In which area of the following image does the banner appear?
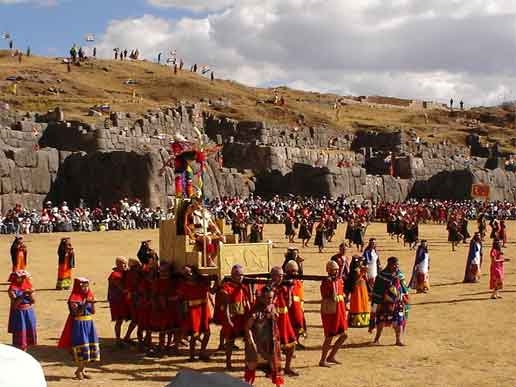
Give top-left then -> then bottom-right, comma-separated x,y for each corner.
471,184 -> 490,198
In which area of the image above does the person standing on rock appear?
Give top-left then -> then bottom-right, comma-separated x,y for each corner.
56,237 -> 75,290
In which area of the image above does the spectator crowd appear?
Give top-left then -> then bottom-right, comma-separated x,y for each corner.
4,195 -> 516,235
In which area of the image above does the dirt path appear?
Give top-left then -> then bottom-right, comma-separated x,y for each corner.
1,222 -> 515,387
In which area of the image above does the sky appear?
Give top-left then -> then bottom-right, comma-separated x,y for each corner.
1,0 -> 516,106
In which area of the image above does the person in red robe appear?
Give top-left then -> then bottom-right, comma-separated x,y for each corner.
177,265 -> 212,361
270,266 -> 298,377
122,258 -> 141,344
107,257 -> 130,347
220,264 -> 252,370
284,260 -> 307,349
319,260 -> 349,367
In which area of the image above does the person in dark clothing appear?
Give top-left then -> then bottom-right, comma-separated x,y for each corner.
137,240 -> 153,265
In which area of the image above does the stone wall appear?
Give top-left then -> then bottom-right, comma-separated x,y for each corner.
1,102 -> 515,209
409,168 -> 516,201
204,115 -> 351,149
222,144 -> 362,175
0,147 -> 59,213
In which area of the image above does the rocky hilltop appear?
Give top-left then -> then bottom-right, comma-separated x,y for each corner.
0,52 -> 515,209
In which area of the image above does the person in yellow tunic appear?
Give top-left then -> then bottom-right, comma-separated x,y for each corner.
346,255 -> 370,328
56,238 -> 75,290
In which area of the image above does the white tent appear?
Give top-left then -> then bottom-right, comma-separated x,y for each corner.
0,344 -> 47,387
166,370 -> 248,387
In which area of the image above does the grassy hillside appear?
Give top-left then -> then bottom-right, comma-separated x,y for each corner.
0,50 -> 514,151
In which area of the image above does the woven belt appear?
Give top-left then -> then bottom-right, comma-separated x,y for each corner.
17,304 -> 32,310
188,299 -> 206,307
277,306 -> 289,314
75,316 -> 93,321
334,295 -> 344,302
293,296 -> 303,302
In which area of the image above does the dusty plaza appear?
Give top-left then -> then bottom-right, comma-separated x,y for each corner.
1,222 -> 515,387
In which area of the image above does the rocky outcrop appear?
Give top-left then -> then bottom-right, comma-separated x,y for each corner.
0,147 -> 58,213
1,102 -> 515,209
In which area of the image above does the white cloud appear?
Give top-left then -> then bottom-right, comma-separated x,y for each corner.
97,1 -> 516,106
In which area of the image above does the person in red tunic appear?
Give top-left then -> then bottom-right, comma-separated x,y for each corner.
136,256 -> 157,352
107,257 -> 130,347
220,264 -> 252,370
284,260 -> 307,349
319,260 -> 349,367
177,265 -> 212,361
122,258 -> 141,344
270,266 -> 298,377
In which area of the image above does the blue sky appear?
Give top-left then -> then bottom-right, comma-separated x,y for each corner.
0,0 -> 196,55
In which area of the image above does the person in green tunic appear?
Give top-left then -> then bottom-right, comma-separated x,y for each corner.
369,257 -> 410,346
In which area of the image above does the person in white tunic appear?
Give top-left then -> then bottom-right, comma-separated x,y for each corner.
363,238 -> 381,288
409,240 -> 430,293
463,232 -> 483,283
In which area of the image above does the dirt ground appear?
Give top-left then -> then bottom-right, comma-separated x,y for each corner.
1,222 -> 515,387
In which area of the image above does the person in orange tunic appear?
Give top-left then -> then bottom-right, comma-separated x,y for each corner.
284,260 -> 307,349
56,237 -> 75,290
346,255 -> 371,328
270,266 -> 298,377
319,260 -> 349,367
220,264 -> 252,370
177,265 -> 212,361
10,236 -> 27,274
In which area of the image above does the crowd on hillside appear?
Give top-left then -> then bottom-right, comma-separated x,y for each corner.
3,195 -> 516,235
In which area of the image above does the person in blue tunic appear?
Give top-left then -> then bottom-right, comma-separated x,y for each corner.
58,277 -> 100,380
7,271 -> 37,351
